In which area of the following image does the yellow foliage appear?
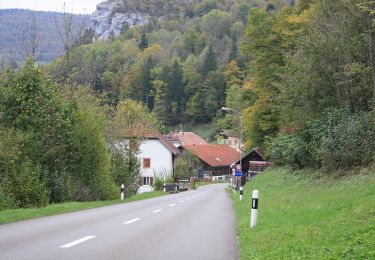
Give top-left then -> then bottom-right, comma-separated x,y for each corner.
137,44 -> 163,61
224,60 -> 242,87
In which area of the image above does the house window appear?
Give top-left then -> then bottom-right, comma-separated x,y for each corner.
143,177 -> 153,186
143,158 -> 151,168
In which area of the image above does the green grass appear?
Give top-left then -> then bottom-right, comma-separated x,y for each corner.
0,191 -> 166,225
183,122 -> 219,142
231,166 -> 375,259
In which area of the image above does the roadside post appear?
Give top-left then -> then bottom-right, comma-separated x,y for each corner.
250,189 -> 259,228
234,164 -> 242,194
163,182 -> 166,193
240,186 -> 243,201
120,184 -> 125,200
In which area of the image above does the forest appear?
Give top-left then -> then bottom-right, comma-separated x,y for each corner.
0,0 -> 374,210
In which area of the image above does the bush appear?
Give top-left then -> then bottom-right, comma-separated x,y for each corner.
8,159 -> 49,208
318,112 -> 375,169
153,178 -> 163,191
305,108 -> 375,169
0,183 -> 16,210
268,133 -> 309,169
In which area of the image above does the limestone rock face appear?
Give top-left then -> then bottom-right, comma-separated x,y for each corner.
91,0 -> 149,40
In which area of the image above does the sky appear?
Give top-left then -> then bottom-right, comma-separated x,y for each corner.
0,0 -> 104,14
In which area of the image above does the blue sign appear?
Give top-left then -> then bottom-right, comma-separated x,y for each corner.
235,170 -> 242,177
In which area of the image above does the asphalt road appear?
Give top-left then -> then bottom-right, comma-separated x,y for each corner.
0,183 -> 239,260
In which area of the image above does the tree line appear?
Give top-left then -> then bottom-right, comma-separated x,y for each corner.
239,0 -> 374,169
0,60 -> 159,209
1,0 -> 374,210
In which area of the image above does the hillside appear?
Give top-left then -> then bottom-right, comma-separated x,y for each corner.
232,167 -> 375,259
0,9 -> 89,65
91,0 -> 293,39
0,0 -> 373,212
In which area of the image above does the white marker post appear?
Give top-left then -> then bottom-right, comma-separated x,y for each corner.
120,184 -> 125,200
240,186 -> 243,201
250,189 -> 259,228
163,183 -> 166,193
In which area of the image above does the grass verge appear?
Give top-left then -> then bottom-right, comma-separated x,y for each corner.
0,190 -> 166,225
231,166 -> 375,259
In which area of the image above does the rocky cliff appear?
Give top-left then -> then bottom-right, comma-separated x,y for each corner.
91,0 -> 149,40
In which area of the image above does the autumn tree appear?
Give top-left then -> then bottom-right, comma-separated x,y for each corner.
0,61 -> 116,206
110,99 -> 157,197
241,8 -> 285,148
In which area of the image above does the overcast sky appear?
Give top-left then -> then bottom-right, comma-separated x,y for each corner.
0,0 -> 104,14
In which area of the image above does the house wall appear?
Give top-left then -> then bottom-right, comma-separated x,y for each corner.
237,151 -> 265,173
137,139 -> 174,193
198,162 -> 230,180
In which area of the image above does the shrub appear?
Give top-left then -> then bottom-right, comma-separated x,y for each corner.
0,183 -> 16,210
305,108 -> 375,169
153,178 -> 163,191
318,112 -> 375,169
8,159 -> 49,208
268,133 -> 309,168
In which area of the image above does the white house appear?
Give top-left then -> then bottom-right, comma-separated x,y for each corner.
137,131 -> 180,193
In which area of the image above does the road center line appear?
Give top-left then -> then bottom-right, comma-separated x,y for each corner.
59,236 -> 96,248
178,200 -> 184,203
124,218 -> 140,224
152,209 -> 162,213
168,203 -> 176,207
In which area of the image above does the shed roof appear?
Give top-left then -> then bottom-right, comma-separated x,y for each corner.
183,144 -> 240,167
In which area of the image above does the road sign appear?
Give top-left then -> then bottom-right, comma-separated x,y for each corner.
235,170 -> 242,177
235,164 -> 241,170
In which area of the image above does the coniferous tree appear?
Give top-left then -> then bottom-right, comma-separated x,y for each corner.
165,59 -> 185,125
139,33 -> 149,50
151,67 -> 169,123
201,43 -> 217,76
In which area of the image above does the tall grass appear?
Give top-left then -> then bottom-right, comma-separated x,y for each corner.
232,167 -> 375,259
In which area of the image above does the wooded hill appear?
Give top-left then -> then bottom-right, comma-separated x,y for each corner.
47,0 -> 374,170
0,9 -> 89,65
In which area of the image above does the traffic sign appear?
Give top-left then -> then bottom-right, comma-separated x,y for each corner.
235,170 -> 242,177
235,164 -> 241,170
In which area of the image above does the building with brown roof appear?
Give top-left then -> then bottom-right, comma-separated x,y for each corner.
164,131 -> 242,180
164,131 -> 208,148
183,143 -> 240,180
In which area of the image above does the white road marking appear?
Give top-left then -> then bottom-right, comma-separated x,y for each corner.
152,209 -> 162,213
168,203 -> 176,207
124,218 -> 140,224
59,236 -> 96,248
178,200 -> 184,203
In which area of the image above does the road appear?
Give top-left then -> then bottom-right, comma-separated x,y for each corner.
0,183 -> 239,260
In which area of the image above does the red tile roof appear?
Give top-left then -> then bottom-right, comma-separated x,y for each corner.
165,131 -> 208,146
183,144 -> 240,167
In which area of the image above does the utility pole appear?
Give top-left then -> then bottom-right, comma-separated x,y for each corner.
221,107 -> 242,191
